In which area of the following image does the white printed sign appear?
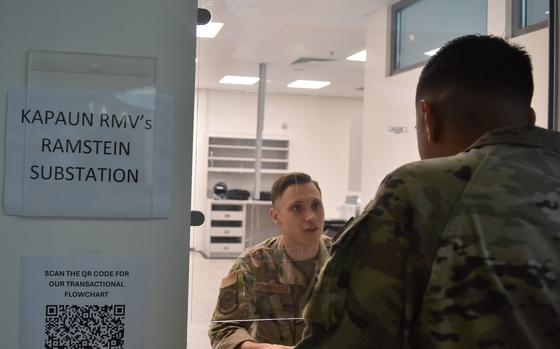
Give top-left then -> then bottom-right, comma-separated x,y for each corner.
20,256 -> 147,349
4,87 -> 173,218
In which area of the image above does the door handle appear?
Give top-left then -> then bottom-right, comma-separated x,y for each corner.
198,8 -> 211,25
190,210 -> 205,226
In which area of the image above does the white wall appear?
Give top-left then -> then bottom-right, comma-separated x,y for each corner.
348,106 -> 364,192
192,89 -> 363,221
361,0 -> 550,201
0,1 -> 196,348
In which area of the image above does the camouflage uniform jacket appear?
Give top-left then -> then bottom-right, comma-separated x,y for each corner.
209,234 -> 332,349
297,125 -> 560,349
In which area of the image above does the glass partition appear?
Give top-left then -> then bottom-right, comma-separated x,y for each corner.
188,2 -> 367,348
187,0 -> 552,348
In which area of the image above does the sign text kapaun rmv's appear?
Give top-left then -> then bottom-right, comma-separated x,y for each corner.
22,109 -> 153,184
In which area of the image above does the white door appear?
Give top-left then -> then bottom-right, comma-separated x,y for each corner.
0,1 -> 197,348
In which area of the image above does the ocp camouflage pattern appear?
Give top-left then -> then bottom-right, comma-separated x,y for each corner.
296,125 -> 560,349
209,235 -> 332,349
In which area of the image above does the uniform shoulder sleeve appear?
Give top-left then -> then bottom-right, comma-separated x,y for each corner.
299,160 -> 470,349
208,257 -> 258,349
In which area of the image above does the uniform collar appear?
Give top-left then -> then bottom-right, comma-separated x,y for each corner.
269,236 -> 330,286
465,125 -> 560,154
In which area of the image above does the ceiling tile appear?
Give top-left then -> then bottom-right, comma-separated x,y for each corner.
195,0 -> 394,97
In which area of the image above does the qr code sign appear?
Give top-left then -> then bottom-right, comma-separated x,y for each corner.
44,305 -> 125,349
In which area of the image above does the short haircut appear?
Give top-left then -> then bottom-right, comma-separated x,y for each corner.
270,172 -> 321,206
416,35 -> 533,106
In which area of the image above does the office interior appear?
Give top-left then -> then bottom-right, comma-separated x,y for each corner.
188,0 -> 552,348
0,1 -> 554,349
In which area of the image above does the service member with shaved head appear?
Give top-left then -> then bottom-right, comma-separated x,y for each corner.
296,35 -> 560,349
209,172 -> 331,349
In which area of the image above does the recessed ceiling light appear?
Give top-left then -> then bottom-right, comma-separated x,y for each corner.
346,50 -> 366,62
197,22 -> 224,38
424,47 -> 440,57
219,75 -> 260,85
287,80 -> 331,89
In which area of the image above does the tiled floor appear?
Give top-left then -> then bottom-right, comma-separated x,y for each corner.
187,250 -> 233,349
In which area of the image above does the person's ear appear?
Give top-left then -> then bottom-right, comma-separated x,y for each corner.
269,207 -> 280,226
528,107 -> 536,126
420,100 -> 439,143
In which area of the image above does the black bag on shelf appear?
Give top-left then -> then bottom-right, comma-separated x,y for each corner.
259,191 -> 271,201
226,189 -> 251,200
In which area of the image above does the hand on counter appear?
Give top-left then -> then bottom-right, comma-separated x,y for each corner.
237,341 -> 293,349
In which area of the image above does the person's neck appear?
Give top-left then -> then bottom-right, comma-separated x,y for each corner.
445,122 -> 514,156
282,238 -> 320,261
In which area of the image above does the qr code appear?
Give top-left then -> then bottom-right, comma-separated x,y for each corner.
44,305 -> 125,349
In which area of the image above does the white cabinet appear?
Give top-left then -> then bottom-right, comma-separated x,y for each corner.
202,200 -> 281,258
203,200 -> 246,258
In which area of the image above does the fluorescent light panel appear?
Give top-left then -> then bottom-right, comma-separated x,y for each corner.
287,80 -> 331,89
219,75 -> 260,85
197,22 -> 224,38
424,47 -> 440,57
347,50 -> 366,62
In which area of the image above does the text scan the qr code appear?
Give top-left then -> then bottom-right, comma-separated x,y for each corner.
44,304 -> 125,349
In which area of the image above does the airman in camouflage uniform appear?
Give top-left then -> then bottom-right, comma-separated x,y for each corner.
209,235 -> 331,349
296,36 -> 560,349
209,173 -> 331,349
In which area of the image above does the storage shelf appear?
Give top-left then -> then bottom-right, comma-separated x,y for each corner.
263,146 -> 289,151
209,199 -> 272,205
209,156 -> 289,163
204,134 -> 289,258
209,144 -> 289,151
208,168 -> 289,174
209,145 -> 254,150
